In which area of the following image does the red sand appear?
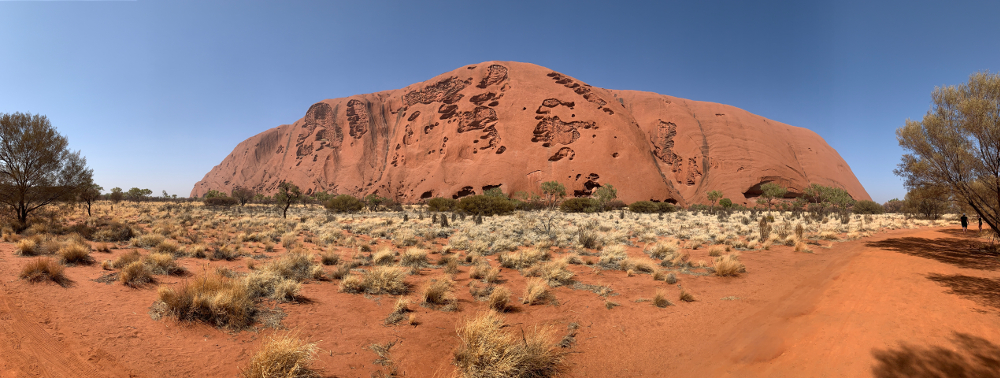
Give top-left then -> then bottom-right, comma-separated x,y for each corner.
2,226 -> 998,377
190,61 -> 869,207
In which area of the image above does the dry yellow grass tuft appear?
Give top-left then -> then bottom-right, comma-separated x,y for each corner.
423,277 -> 456,309
120,261 -> 154,287
653,290 -> 672,308
454,311 -> 564,378
707,245 -> 726,257
112,250 -> 142,269
400,247 -> 429,268
713,253 -> 745,277
241,331 -> 319,378
645,241 -> 678,259
158,272 -> 256,329
57,243 -> 93,265
19,258 -> 68,285
339,266 -> 408,295
15,238 -> 40,256
679,289 -> 696,302
373,247 -> 396,266
145,252 -> 185,275
487,286 -> 512,312
522,278 -> 549,305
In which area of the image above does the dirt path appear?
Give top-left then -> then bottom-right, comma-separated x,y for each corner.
676,226 -> 1000,378
1,226 -> 999,377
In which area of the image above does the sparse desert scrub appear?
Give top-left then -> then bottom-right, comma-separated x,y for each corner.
384,297 -> 412,325
19,258 -> 68,285
598,244 -> 628,268
707,245 -> 726,257
422,277 -> 457,310
679,289 -> 696,302
454,311 -> 564,378
713,253 -> 745,277
154,239 -> 180,255
145,252 -> 185,275
619,258 -> 655,274
131,233 -> 165,248
14,238 -> 41,256
339,266 -> 408,295
112,250 -> 143,268
487,286 -> 512,312
372,247 -> 396,265
653,290 -> 672,308
644,241 -> 678,259
320,248 -> 340,266
158,272 -> 256,328
57,242 -> 93,265
400,247 -> 429,268
120,261 -> 154,287
522,278 -> 550,305
524,260 -> 575,286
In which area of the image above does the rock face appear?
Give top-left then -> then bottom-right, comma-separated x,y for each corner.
191,61 -> 870,206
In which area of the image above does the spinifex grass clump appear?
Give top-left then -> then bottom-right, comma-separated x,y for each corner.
454,311 -> 565,378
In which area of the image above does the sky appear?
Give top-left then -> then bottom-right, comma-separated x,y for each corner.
1,0 -> 998,202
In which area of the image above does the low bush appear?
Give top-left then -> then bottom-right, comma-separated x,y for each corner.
422,277 -> 456,308
603,199 -> 627,211
339,266 -> 407,295
131,233 -> 166,248
120,261 -> 154,287
658,202 -> 677,213
19,258 -> 68,285
628,201 -> 660,213
453,311 -> 564,378
457,195 -> 515,216
15,238 -> 40,256
324,195 -> 365,213
57,243 -> 93,265
853,200 -> 885,214
713,253 -> 745,277
427,197 -> 457,212
112,250 -> 143,269
158,272 -> 256,329
92,221 -> 135,242
204,197 -> 239,207
522,278 -> 549,305
560,198 -> 598,213
653,290 -> 672,308
487,286 -> 512,312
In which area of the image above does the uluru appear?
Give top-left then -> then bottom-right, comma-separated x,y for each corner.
190,61 -> 870,206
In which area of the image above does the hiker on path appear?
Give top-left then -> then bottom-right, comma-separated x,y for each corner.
979,216 -> 983,232
961,213 -> 969,233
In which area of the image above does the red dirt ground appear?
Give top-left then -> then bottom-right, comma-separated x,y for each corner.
2,226 -> 999,377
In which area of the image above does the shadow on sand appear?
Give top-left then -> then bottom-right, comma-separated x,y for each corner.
865,237 -> 1000,271
927,273 -> 1000,311
872,332 -> 1000,378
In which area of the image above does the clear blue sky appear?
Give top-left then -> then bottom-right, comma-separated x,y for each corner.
2,0 -> 997,202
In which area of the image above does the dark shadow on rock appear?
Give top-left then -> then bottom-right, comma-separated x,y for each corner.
927,273 -> 1000,311
872,332 -> 1000,378
865,237 -> 1000,271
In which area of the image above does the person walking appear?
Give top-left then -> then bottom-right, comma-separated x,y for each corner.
961,213 -> 969,233
979,216 -> 983,232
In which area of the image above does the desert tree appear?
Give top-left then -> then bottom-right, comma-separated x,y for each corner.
126,187 -> 152,202
594,184 -> 617,209
759,182 -> 787,211
79,181 -> 103,217
0,112 -> 93,228
706,190 -> 723,209
231,185 -> 255,206
896,72 -> 1000,230
109,187 -> 124,204
540,181 -> 566,209
275,182 -> 301,219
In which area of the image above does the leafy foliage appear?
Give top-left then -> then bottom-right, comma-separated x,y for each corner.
325,195 -> 365,213
457,195 -> 515,216
427,197 -> 456,212
560,198 -> 598,213
274,182 -> 302,219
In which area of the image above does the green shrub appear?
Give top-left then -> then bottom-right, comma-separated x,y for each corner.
628,201 -> 659,213
204,197 -> 239,207
560,198 -> 598,213
657,202 -> 677,213
427,197 -> 456,212
457,195 -> 515,216
719,198 -> 733,209
325,195 -> 365,213
853,200 -> 885,214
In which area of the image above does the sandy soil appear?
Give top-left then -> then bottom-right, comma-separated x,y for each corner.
2,226 -> 999,377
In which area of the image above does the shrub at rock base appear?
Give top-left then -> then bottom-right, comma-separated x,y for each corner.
324,195 -> 365,213
457,195 -> 514,216
628,201 -> 659,213
560,198 -> 598,213
428,197 -> 457,212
